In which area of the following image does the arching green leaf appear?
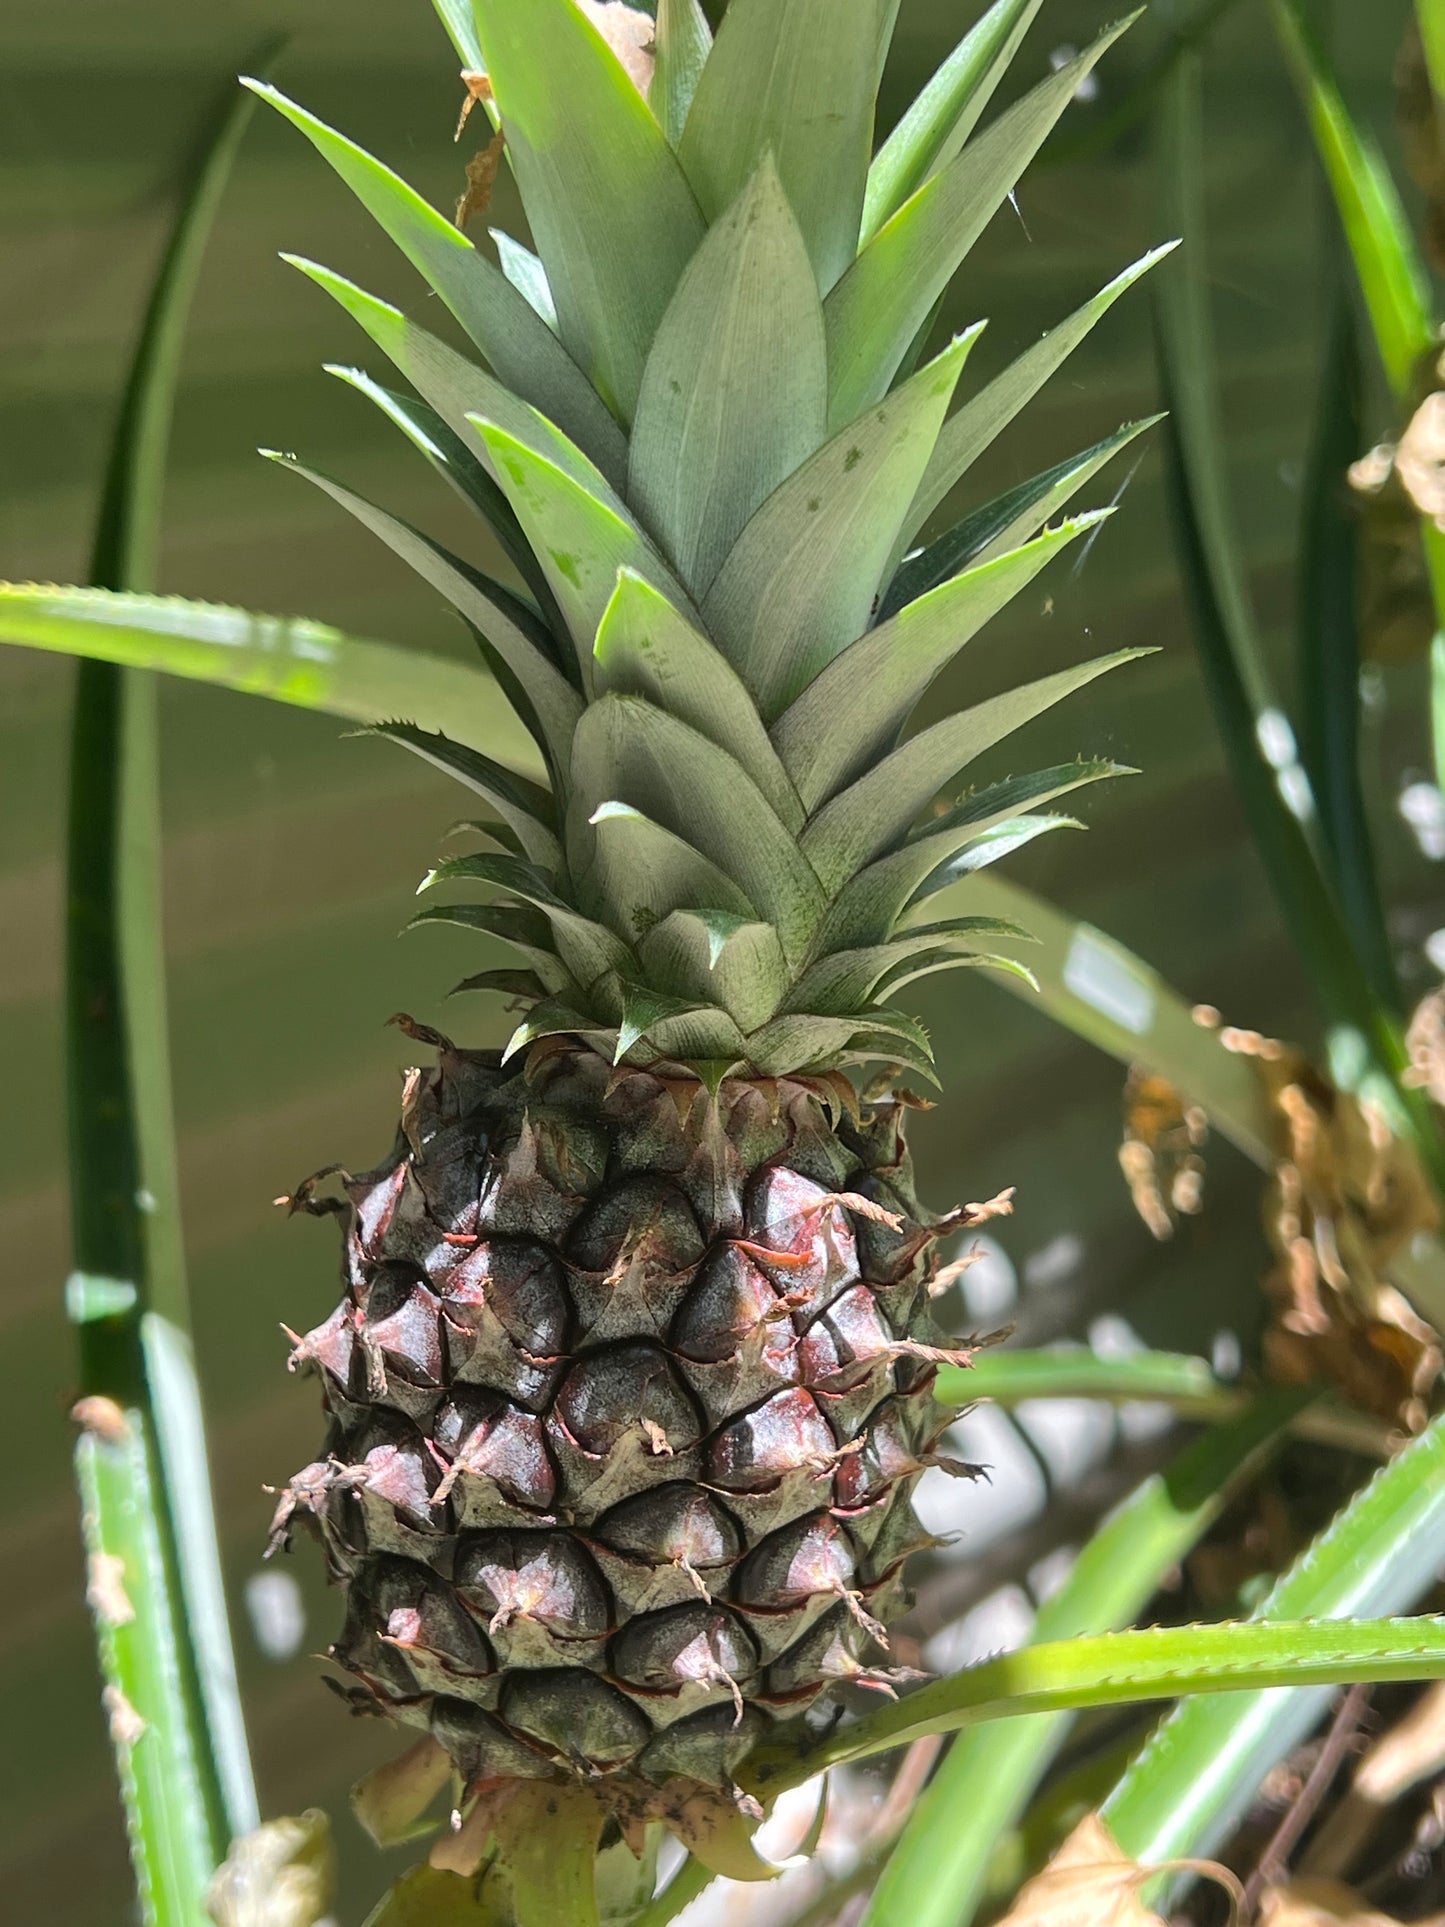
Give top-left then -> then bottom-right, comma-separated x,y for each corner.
370,722 -> 559,870
801,649 -> 1148,888
775,515 -> 1106,809
422,850 -> 636,993
580,799 -> 757,940
244,80 -> 625,476
490,229 -> 557,331
862,0 -> 1043,243
639,910 -> 788,1033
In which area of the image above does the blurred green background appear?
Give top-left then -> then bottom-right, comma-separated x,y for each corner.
1,0 -> 1438,1920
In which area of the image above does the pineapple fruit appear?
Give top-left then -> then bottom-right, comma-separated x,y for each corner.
260,0 -> 1157,1865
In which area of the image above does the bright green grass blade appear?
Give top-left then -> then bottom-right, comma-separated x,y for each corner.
861,1392 -> 1303,1927
883,417 -> 1158,619
268,452 -> 582,762
862,0 -> 1043,244
824,19 -> 1136,428
472,0 -> 706,420
66,63 -> 268,1912
371,722 -> 560,870
801,649 -> 1147,889
628,156 -> 828,596
1273,0 -> 1435,400
592,571 -> 802,829
650,0 -> 712,145
245,81 -> 627,473
677,0 -> 887,291
569,693 -> 826,968
1103,1411 -> 1445,1880
0,585 -> 541,770
640,910 -> 788,1033
472,423 -> 697,684
287,256 -> 625,496
490,229 -> 557,330
323,364 -> 561,626
751,1614 -> 1445,1786
901,243 -> 1177,557
703,328 -> 982,717
431,0 -> 483,71
581,799 -> 757,938
1296,287 -> 1398,1013
775,514 -> 1108,810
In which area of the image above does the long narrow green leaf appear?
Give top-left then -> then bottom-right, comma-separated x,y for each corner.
801,649 -> 1147,889
267,452 -> 582,764
882,417 -> 1157,620
629,156 -> 828,596
862,0 -> 1043,243
245,80 -> 627,474
67,63 -> 266,1916
861,1394 -> 1303,1927
1273,0 -> 1436,400
775,516 -> 1107,810
749,1614 -> 1445,1790
472,0 -> 706,420
430,0 -> 483,71
677,0 -> 886,290
825,19 -> 1136,428
1296,285 -> 1399,1012
901,243 -> 1177,561
1104,1411 -> 1445,1877
703,329 -> 982,716
0,586 -> 542,772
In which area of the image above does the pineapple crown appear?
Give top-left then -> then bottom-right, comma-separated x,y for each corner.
246,0 -> 1165,1087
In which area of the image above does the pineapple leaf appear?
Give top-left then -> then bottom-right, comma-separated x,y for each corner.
882,415 -> 1160,620
490,229 -> 557,331
745,1012 -> 867,1077
862,0 -> 1043,244
802,649 -> 1150,888
569,693 -> 827,967
676,0 -> 890,292
472,423 -> 698,687
649,0 -> 713,147
785,919 -> 1029,1013
504,996 -> 612,1063
822,766 -> 1115,950
323,364 -> 563,627
0,584 -> 537,767
628,156 -> 828,597
614,981 -> 746,1065
267,453 -> 583,765
244,81 -> 626,476
370,722 -> 560,870
639,909 -> 789,1033
874,945 -> 1040,1000
471,0 -> 706,421
825,17 -> 1139,429
408,900 -> 570,988
581,799 -> 758,935
703,327 -> 984,719
592,571 -> 802,831
287,258 -> 625,497
900,242 -> 1178,555
422,850 -> 636,989
913,812 -> 1084,893
451,967 -> 554,1002
774,514 -> 1109,810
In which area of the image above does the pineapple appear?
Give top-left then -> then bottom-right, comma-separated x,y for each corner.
261,0 -> 1156,1864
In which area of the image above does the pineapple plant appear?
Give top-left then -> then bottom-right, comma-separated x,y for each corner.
242,0 -> 1162,1897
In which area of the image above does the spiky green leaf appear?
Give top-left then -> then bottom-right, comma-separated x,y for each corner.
650,0 -> 713,146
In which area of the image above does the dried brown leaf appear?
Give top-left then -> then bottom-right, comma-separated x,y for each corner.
205,1811 -> 336,1927
996,1815 -> 1240,1927
579,2 -> 656,92
1258,1878 -> 1435,1927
